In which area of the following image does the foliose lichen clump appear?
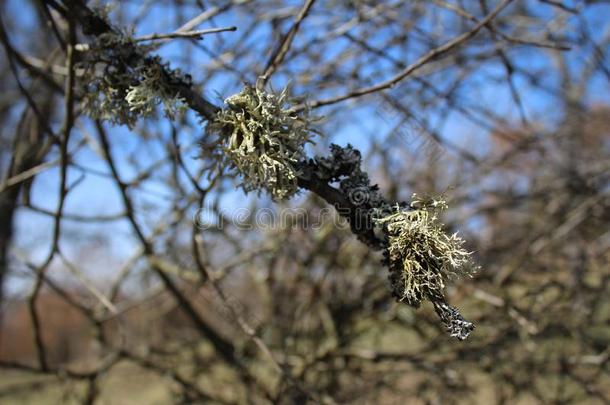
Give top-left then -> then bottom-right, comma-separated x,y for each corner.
81,30 -> 187,127
207,84 -> 317,200
375,194 -> 477,339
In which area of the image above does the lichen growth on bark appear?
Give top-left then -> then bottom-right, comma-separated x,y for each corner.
80,30 -> 187,127
303,146 -> 477,339
375,194 -> 475,307
206,84 -> 317,200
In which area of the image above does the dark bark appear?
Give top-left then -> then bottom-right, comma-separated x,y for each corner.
0,182 -> 19,312
0,107 -> 53,323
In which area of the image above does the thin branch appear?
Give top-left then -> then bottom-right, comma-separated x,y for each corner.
434,0 -> 571,50
539,0 -> 579,14
293,0 -> 514,111
133,26 -> 237,42
176,2 -> 246,33
0,159 -> 59,192
28,17 -> 77,371
94,121 -> 240,367
260,0 -> 317,84
191,233 -> 335,404
57,251 -> 118,315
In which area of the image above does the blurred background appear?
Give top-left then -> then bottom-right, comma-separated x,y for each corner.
0,0 -> 609,403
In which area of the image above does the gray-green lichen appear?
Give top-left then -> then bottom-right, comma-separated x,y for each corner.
375,194 -> 475,307
375,194 -> 476,339
207,84 -> 317,200
124,62 -> 187,119
81,30 -> 187,127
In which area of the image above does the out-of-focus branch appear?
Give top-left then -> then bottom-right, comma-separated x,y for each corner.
292,0 -> 515,111
94,121 -> 238,364
27,16 -> 77,371
260,0 -> 317,84
133,26 -> 237,42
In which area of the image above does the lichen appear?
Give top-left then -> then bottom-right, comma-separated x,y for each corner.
206,84 -> 317,200
375,194 -> 477,339
80,30 -> 187,127
375,194 -> 474,305
124,62 -> 187,119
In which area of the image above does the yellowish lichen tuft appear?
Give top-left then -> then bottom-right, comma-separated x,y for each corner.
207,84 -> 317,200
375,194 -> 476,307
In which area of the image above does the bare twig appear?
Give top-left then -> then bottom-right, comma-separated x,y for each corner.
27,17 -> 77,371
293,0 -> 514,111
134,26 -> 237,42
260,0 -> 317,84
